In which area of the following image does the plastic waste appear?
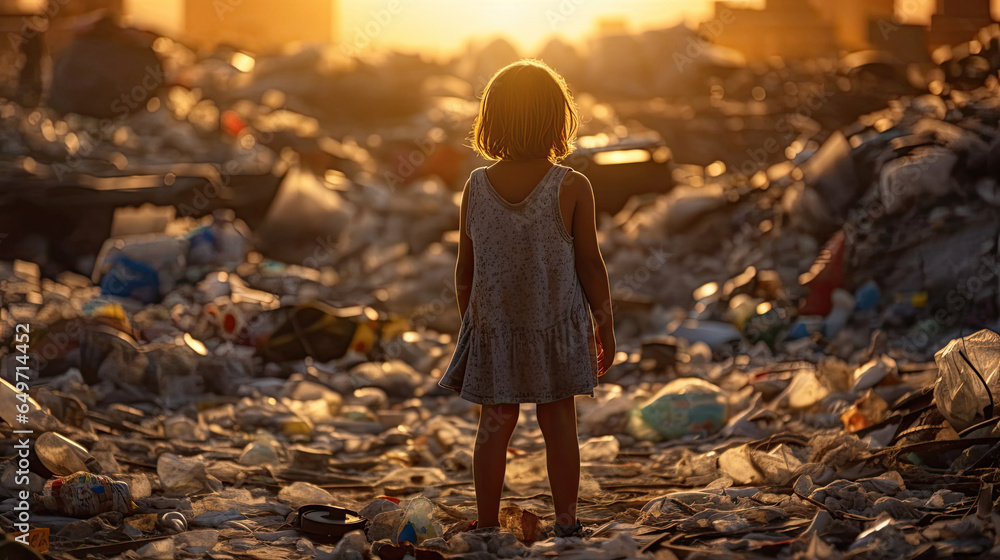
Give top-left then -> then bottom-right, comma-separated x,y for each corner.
504,452 -> 548,495
359,497 -> 400,521
852,355 -> 897,392
498,504 -> 542,543
787,316 -> 823,341
39,472 -> 135,517
667,320 -> 742,350
395,496 -> 439,544
92,234 -> 188,304
331,530 -> 368,559
99,254 -> 160,304
157,454 -> 222,496
822,289 -> 855,339
742,305 -> 786,347
255,302 -> 364,363
159,511 -> 188,533
347,360 -> 423,399
0,378 -> 63,433
368,509 -> 406,543
239,433 -> 280,466
798,230 -> 845,316
186,210 -> 249,269
135,538 -> 175,560
579,435 -> 620,462
277,481 -> 335,508
934,329 -> 1000,431
854,280 -> 881,311
780,369 -> 832,410
626,378 -> 728,441
376,467 -> 446,489
163,415 -> 208,442
175,530 -> 219,554
35,432 -> 102,476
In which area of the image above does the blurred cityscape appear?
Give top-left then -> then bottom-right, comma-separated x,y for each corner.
2,0 -> 1000,558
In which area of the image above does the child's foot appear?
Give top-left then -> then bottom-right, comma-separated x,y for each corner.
553,519 -> 584,538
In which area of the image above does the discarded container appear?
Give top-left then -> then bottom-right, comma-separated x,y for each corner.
39,472 -> 135,517
99,254 -> 160,304
92,234 -> 188,304
852,355 -> 897,392
741,306 -> 786,347
822,289 -> 856,339
626,378 -> 728,441
787,316 -> 823,341
395,496 -> 439,545
255,303 -> 362,363
35,432 -> 103,476
295,505 -> 367,544
933,329 -> 1000,431
854,280 -> 881,311
799,230 -> 845,316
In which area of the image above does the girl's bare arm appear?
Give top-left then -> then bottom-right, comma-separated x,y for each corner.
455,178 -> 475,319
566,171 -> 615,367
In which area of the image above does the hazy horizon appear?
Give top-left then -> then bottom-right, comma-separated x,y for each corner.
39,0 -> 1000,55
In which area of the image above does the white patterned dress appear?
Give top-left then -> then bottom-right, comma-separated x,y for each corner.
438,164 -> 600,405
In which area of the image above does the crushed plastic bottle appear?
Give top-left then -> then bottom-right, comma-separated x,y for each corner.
395,496 -> 439,544
626,378 -> 728,441
35,432 -> 103,476
39,472 -> 136,517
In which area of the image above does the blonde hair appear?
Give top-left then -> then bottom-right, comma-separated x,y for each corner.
471,59 -> 580,163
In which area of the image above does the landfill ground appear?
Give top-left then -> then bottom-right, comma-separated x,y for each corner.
3,13 -> 1000,560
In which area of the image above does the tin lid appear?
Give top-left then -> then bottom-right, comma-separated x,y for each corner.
297,505 -> 367,539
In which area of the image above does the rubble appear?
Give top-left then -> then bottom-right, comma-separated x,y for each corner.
2,9 -> 1000,560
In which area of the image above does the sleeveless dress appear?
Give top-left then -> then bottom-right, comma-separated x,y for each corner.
438,164 -> 600,405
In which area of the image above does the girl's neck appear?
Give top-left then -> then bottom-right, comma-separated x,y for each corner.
493,157 -> 552,168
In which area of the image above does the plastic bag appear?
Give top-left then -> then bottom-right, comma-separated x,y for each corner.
934,329 -> 1000,431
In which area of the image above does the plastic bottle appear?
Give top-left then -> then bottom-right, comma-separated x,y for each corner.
36,432 -> 102,476
39,472 -> 135,517
395,496 -> 439,544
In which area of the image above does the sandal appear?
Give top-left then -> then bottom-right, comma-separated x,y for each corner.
553,519 -> 584,538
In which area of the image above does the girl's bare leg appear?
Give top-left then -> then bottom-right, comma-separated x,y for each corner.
536,396 -> 579,527
473,402 -> 520,527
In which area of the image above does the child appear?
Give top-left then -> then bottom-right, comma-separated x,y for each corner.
438,59 -> 616,538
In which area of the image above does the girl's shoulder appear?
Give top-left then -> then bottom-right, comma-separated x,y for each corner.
557,166 -> 592,193
467,166 -> 491,185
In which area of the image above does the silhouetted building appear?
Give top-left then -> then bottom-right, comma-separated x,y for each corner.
929,0 -> 995,48
184,0 -> 338,53
812,0 -> 895,52
708,0 -> 837,60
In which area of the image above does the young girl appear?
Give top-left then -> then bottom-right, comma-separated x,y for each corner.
438,59 -> 616,538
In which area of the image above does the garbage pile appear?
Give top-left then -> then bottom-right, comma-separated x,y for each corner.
3,18 -> 1000,560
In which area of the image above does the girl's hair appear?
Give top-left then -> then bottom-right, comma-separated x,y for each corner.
471,59 -> 580,163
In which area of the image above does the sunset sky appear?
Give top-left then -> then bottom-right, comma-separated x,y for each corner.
25,0 -> 997,54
